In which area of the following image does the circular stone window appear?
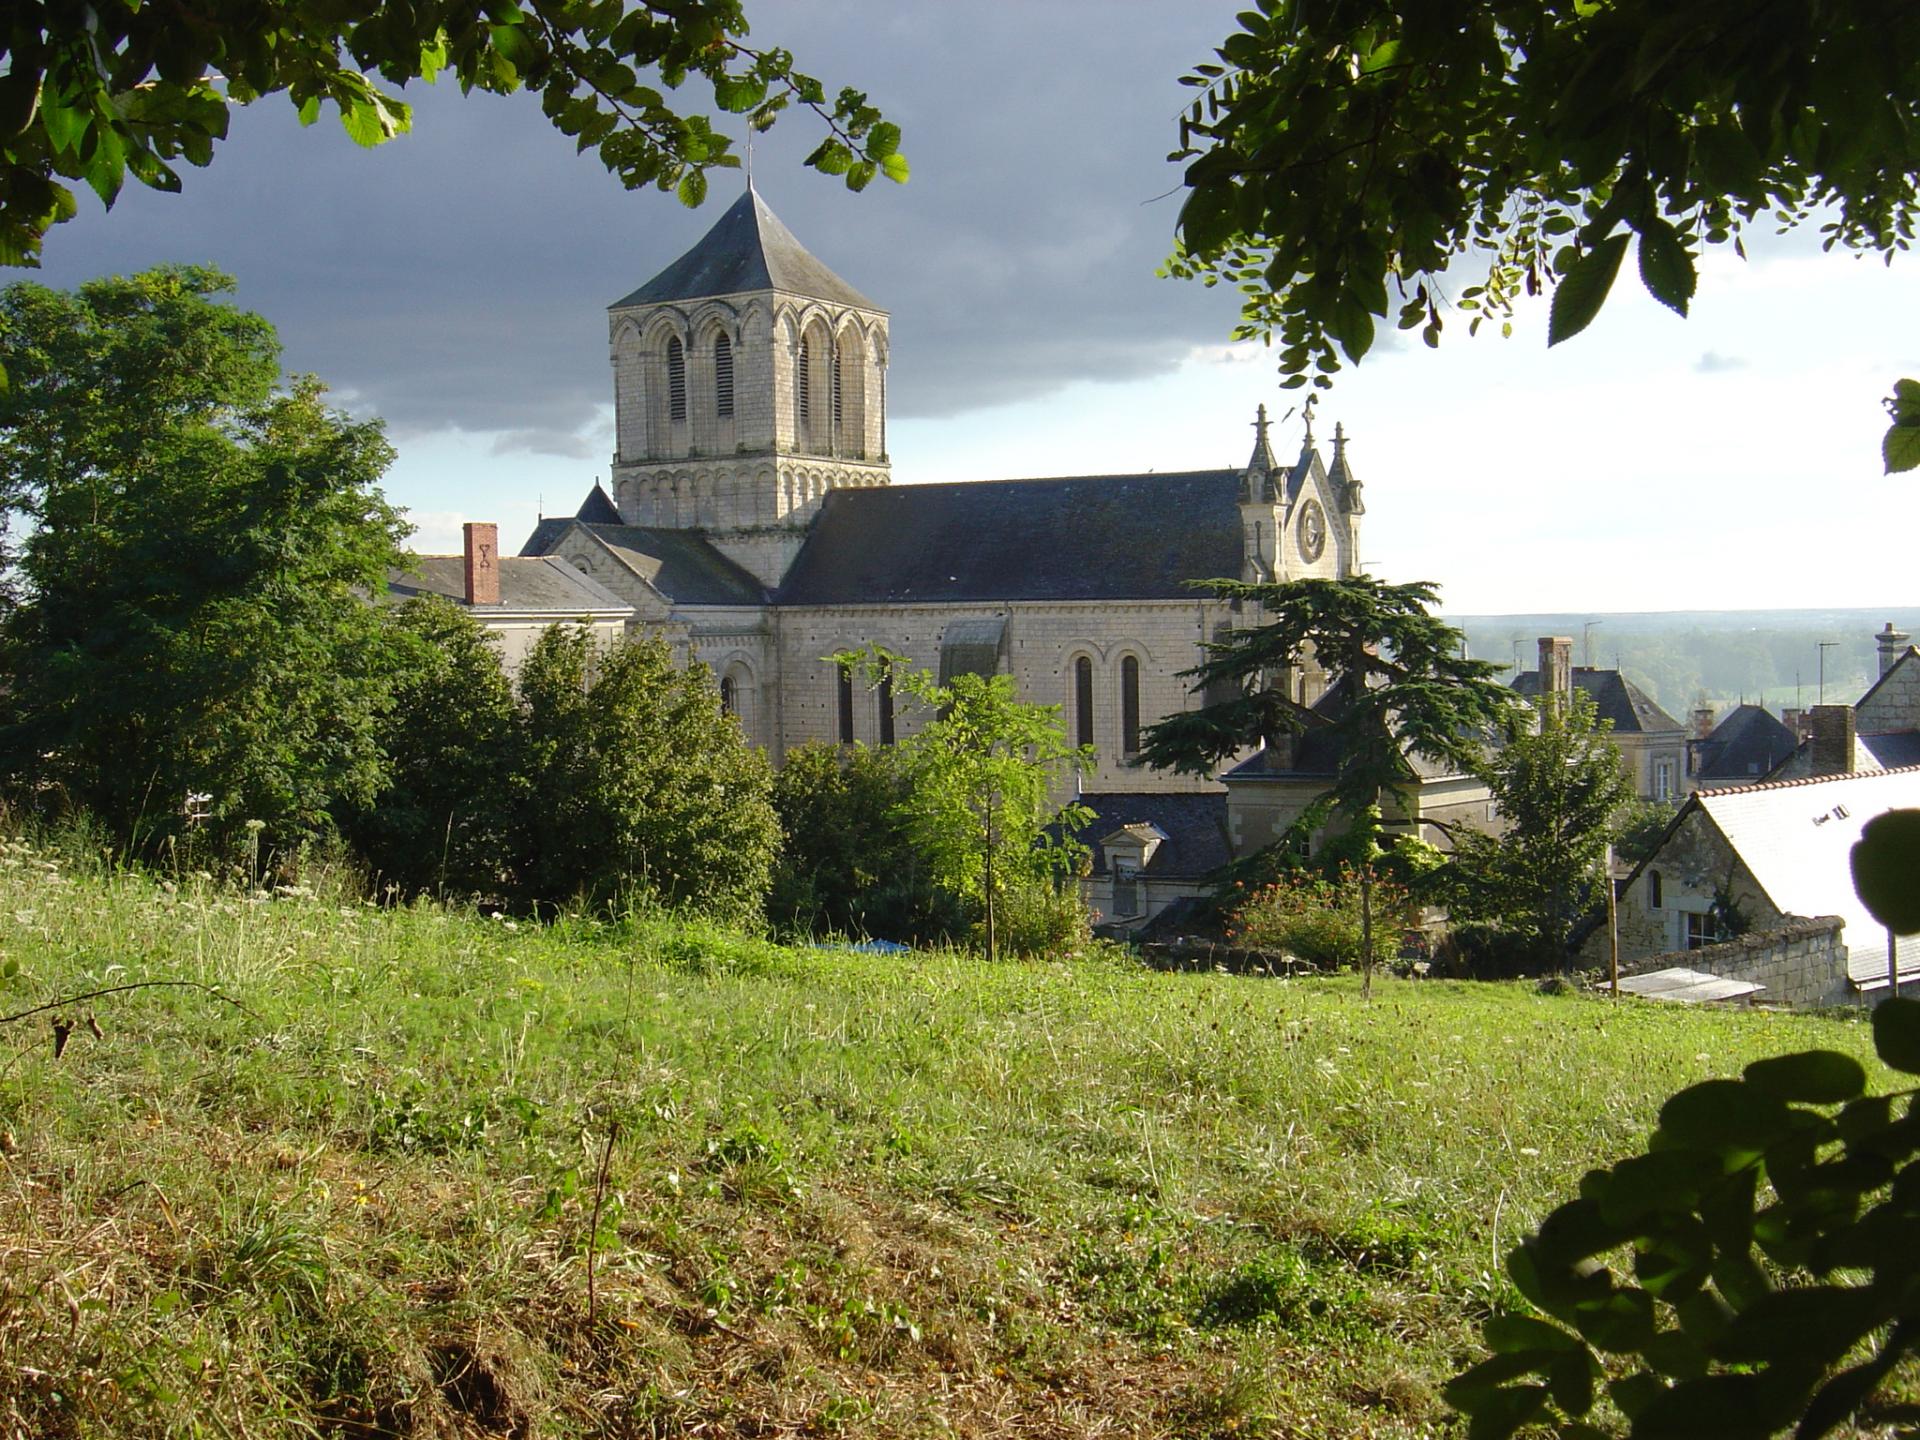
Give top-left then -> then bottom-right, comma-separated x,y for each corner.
1298,498 -> 1327,562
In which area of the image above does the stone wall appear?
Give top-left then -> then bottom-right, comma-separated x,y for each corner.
1859,651 -> 1920,733
1619,915 -> 1852,1008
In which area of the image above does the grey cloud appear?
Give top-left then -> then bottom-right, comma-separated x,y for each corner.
1695,350 -> 1749,373
30,4 -> 1252,452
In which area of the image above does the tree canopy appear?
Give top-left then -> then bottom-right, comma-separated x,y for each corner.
0,269 -> 409,853
1,1 -> 905,272
1167,0 -> 1920,414
1138,575 -> 1516,829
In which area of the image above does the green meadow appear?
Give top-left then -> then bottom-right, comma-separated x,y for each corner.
0,838 -> 1901,1438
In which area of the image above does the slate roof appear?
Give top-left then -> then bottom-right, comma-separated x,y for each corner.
521,517 -> 768,607
1511,666 -> 1683,734
1690,703 -> 1796,784
1220,678 -> 1472,782
575,482 -> 623,525
610,188 -> 879,311
774,470 -> 1244,605
387,555 -> 632,613
1076,792 -> 1232,880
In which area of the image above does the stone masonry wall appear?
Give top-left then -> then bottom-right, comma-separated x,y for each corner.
1619,915 -> 1852,1008
1859,652 -> 1920,733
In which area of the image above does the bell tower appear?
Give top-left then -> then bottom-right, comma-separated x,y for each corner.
606,186 -> 891,586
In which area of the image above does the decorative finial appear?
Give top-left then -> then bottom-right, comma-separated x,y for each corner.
746,128 -> 755,191
1301,392 -> 1318,445
1253,403 -> 1270,443
1333,419 -> 1347,455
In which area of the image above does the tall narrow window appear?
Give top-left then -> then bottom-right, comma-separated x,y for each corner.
832,344 -> 844,434
1121,655 -> 1141,753
879,664 -> 896,746
714,332 -> 734,418
1648,871 -> 1663,908
837,663 -> 855,744
797,338 -> 811,432
667,336 -> 687,423
719,675 -> 737,717
1075,656 -> 1095,750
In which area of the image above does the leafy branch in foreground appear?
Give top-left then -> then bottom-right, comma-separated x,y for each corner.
0,1 -> 906,272
1166,1 -> 1920,392
1451,812 -> 1920,1438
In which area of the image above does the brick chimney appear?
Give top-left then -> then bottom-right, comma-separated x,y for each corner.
1809,704 -> 1855,776
1537,636 -> 1574,708
1692,706 -> 1715,740
463,522 -> 499,606
1878,621 -> 1912,677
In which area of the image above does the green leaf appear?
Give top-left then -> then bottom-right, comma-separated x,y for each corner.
1882,422 -> 1920,474
1,957 -> 17,978
1657,1079 -> 1790,1151
1547,233 -> 1629,346
881,151 -> 910,184
1871,996 -> 1920,1075
1852,809 -> 1920,931
1742,1050 -> 1867,1105
864,121 -> 902,160
1637,217 -> 1696,316
1463,1383 -> 1550,1440
677,168 -> 707,207
1484,1314 -> 1581,1354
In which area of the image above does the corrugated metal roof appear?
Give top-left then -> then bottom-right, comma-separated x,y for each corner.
609,188 -> 879,311
1696,766 -> 1920,985
775,470 -> 1244,605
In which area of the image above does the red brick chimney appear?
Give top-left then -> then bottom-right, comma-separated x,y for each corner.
1692,706 -> 1715,740
1809,704 -> 1855,776
1537,636 -> 1573,708
463,522 -> 499,606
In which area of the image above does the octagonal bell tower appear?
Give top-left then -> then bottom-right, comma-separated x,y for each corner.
607,185 -> 890,586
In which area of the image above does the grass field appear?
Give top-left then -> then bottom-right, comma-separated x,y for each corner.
0,837 -> 1903,1438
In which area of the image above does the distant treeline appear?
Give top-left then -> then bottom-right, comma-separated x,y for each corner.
1451,608 -> 1920,720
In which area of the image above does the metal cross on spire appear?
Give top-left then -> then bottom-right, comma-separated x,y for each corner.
1300,391 -> 1318,445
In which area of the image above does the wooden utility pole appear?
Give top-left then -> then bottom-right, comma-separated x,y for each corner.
1605,842 -> 1620,998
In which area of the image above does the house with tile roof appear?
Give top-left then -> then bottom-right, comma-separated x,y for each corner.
1598,766 -> 1920,1005
518,187 -> 1385,925
1511,640 -> 1687,801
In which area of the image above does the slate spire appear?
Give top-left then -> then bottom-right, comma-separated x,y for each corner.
1243,403 -> 1279,503
609,187 -> 879,310
1329,420 -> 1364,514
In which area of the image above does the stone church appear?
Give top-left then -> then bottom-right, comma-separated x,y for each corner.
519,187 -> 1377,920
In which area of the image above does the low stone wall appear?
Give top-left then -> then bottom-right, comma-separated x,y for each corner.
1620,915 -> 1850,1008
1138,939 -> 1324,977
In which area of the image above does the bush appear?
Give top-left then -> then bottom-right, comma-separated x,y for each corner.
1227,867 -> 1413,970
1432,921 -> 1561,980
768,743 -> 957,943
975,878 -> 1092,959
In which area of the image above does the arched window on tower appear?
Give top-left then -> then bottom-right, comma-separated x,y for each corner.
836,662 -> 855,744
797,338 -> 811,434
719,675 -> 737,716
667,336 -> 687,423
832,344 -> 844,436
879,662 -> 896,746
1121,655 -> 1141,754
1074,656 -> 1095,752
714,332 -> 734,419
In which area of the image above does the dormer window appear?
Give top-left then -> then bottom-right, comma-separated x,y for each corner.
714,332 -> 734,419
667,336 -> 687,423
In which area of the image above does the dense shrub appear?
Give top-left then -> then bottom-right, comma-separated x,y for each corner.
1227,867 -> 1414,970
977,877 -> 1093,959
768,742 -> 959,942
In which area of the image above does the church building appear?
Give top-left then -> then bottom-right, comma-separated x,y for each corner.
521,188 -> 1371,922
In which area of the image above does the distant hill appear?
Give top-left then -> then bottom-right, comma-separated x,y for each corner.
1443,606 -> 1920,720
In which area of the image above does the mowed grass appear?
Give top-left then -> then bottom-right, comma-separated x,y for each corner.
0,837 -> 1901,1438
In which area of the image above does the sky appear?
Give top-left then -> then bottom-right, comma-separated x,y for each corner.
22,1 -> 1920,616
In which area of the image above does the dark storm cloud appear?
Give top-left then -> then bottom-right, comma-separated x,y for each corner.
29,3 -> 1251,451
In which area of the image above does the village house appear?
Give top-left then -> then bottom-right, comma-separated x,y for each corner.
1769,623 -> 1920,779
1510,638 -> 1687,802
1590,765 -> 1920,1006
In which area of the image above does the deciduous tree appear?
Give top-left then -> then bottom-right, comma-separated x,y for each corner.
841,651 -> 1092,962
1448,687 -> 1634,966
1,2 -> 905,274
512,625 -> 778,920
